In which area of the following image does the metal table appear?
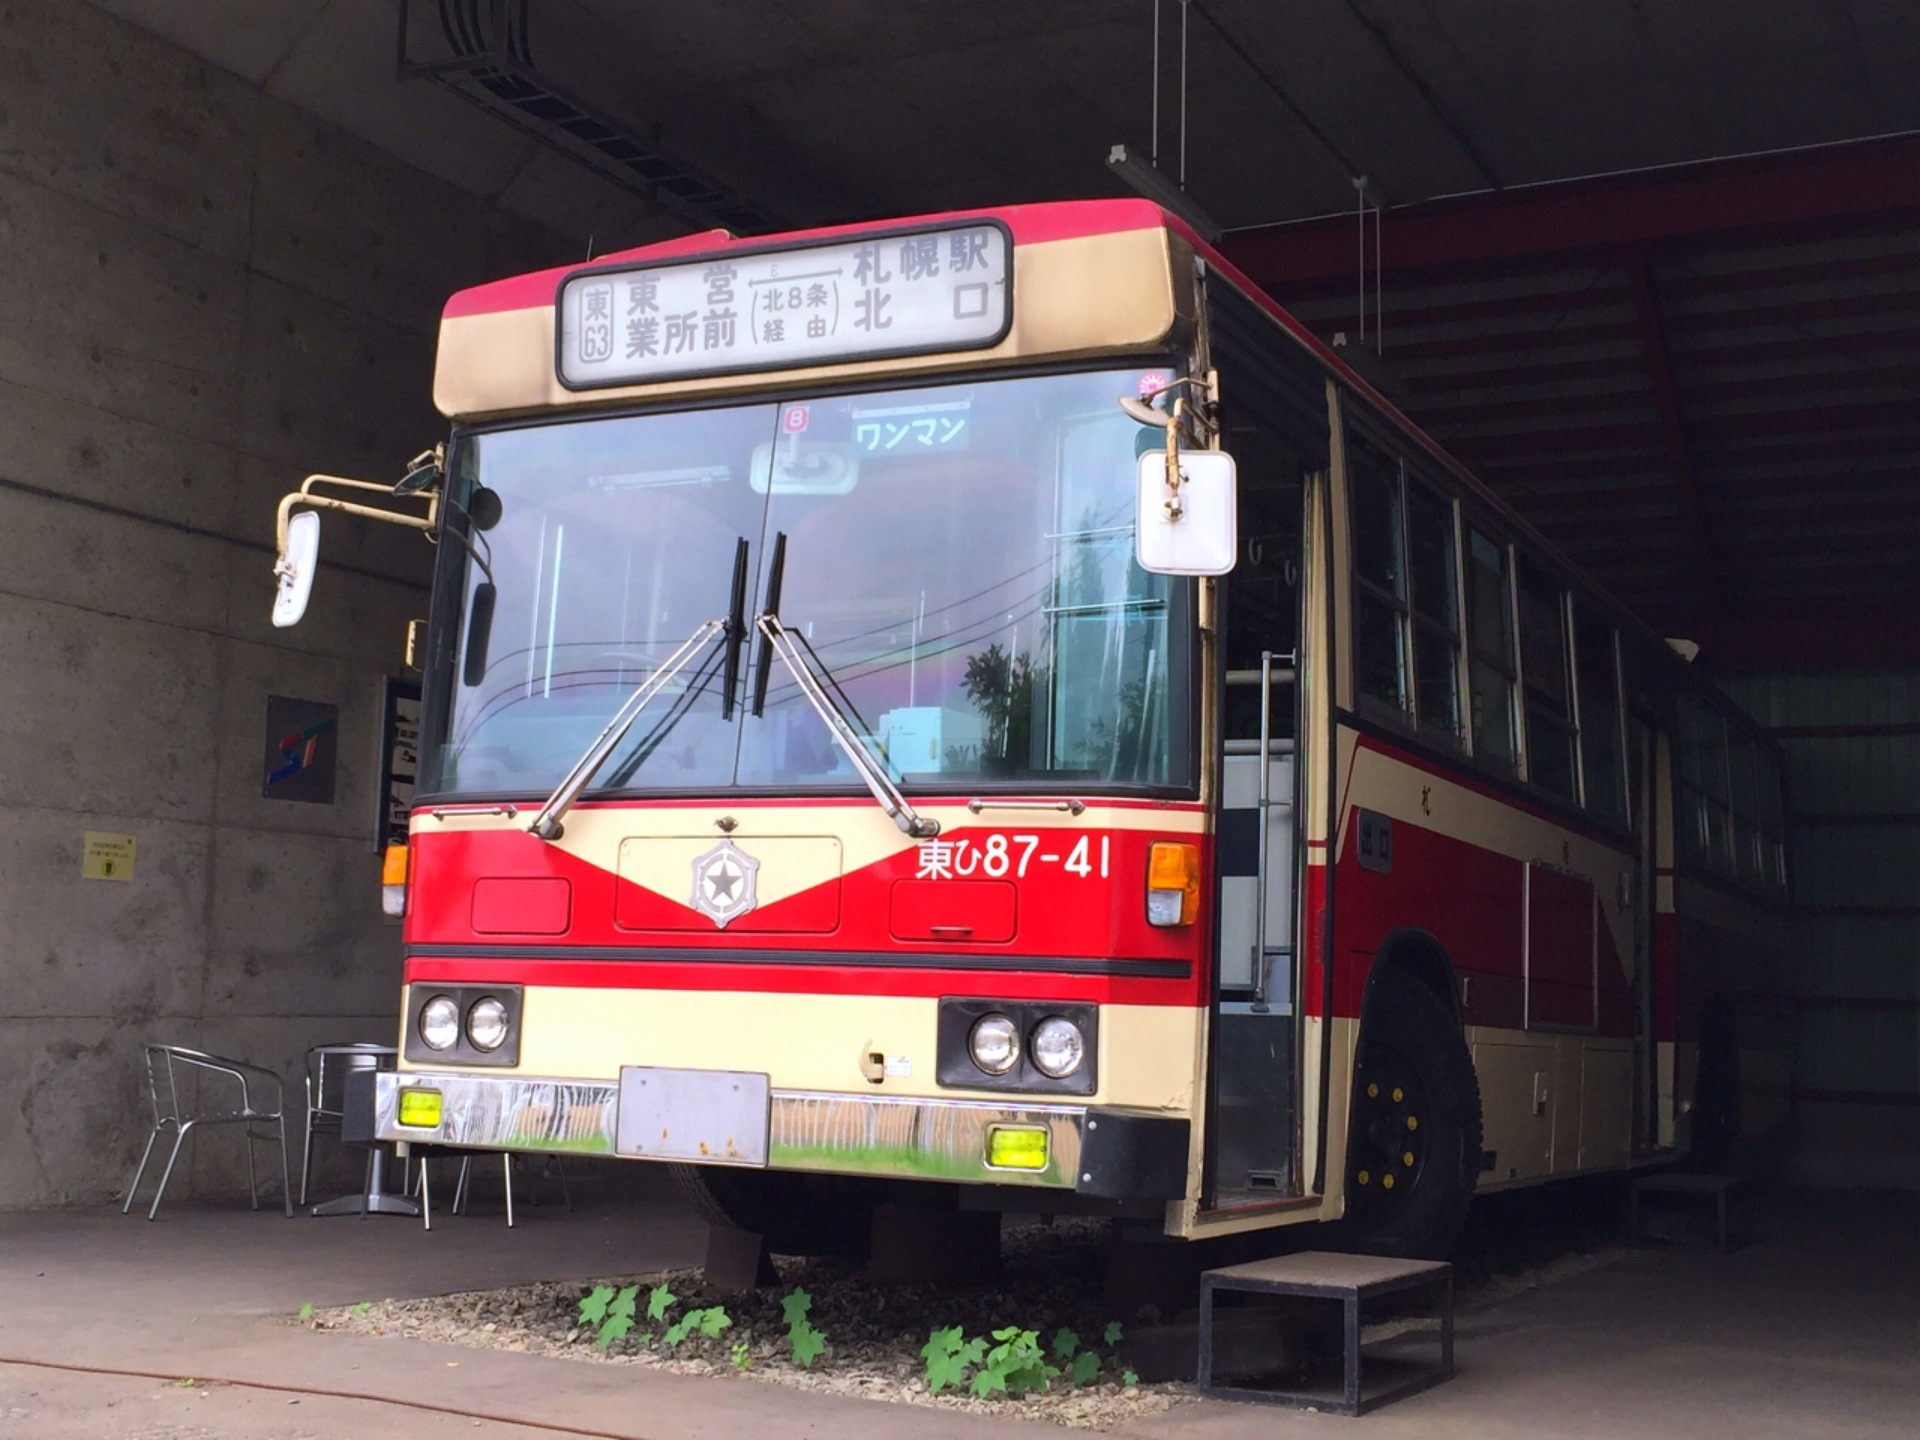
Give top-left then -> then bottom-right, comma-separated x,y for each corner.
307,1044 -> 420,1218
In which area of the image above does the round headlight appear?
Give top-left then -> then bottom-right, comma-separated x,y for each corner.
968,1013 -> 1021,1076
467,996 -> 510,1052
1030,1017 -> 1086,1079
418,995 -> 459,1051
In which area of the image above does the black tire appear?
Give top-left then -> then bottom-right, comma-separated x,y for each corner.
1343,969 -> 1482,1257
669,1164 -> 879,1258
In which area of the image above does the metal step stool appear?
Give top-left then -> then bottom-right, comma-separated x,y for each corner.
1630,1172 -> 1745,1252
1198,1251 -> 1454,1415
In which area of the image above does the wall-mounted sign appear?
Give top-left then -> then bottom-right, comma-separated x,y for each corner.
556,221 -> 1011,389
263,695 -> 339,804
377,677 -> 421,849
82,831 -> 136,882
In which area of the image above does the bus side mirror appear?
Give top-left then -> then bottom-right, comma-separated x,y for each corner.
272,509 -> 321,627
1136,448 -> 1238,575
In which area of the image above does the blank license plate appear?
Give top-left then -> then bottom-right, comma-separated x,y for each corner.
615,1066 -> 770,1167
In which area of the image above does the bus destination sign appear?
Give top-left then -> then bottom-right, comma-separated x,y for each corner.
556,222 -> 1011,388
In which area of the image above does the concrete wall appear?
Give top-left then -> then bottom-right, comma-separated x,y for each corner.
0,0 -> 573,1208
1721,670 -> 1920,1189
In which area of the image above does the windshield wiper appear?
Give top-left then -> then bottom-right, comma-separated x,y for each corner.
527,618 -> 726,841
754,613 -> 939,839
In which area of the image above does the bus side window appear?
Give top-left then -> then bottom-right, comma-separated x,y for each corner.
1676,697 -> 1734,870
1349,435 -> 1409,716
1516,557 -> 1577,800
1729,733 -> 1763,884
1406,481 -> 1463,745
1574,604 -> 1627,822
1759,747 -> 1789,893
1465,526 -> 1518,772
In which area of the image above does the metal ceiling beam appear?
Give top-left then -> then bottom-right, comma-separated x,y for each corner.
1224,134 -> 1920,283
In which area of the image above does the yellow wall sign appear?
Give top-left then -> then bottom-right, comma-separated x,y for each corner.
82,831 -> 136,882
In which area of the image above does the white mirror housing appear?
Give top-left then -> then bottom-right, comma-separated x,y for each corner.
1135,448 -> 1237,576
272,509 -> 321,628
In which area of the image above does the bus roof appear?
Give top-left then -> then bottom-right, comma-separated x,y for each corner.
440,198 -> 1171,320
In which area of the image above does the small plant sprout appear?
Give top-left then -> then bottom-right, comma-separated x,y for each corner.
783,1288 -> 825,1369
578,1285 -> 614,1325
790,1321 -> 825,1369
973,1327 -> 1058,1399
597,1286 -> 639,1349
352,1301 -> 372,1314
1103,1320 -> 1124,1347
1069,1351 -> 1101,1387
296,1303 -> 313,1323
780,1288 -> 812,1328
731,1341 -> 752,1370
663,1305 -> 731,1349
577,1283 -> 641,1349
645,1283 -> 677,1323
921,1326 -> 984,1395
1122,1367 -> 1140,1388
1051,1327 -> 1080,1361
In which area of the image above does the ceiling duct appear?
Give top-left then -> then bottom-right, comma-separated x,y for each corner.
396,0 -> 778,235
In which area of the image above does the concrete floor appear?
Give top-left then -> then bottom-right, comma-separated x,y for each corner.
0,1172 -> 1914,1439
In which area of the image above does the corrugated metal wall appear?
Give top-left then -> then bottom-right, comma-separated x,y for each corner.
1719,671 -> 1920,1187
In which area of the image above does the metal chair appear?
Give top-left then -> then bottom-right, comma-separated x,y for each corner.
300,1043 -> 395,1207
414,1151 -> 572,1229
124,1046 -> 293,1221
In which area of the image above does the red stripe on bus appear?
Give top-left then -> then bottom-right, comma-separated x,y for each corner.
443,200 -> 1167,319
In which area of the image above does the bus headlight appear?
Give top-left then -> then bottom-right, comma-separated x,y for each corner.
1030,1017 -> 1086,1079
418,995 -> 460,1051
968,1014 -> 1021,1075
466,996 -> 511,1052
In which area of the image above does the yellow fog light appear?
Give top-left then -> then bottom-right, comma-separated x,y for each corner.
986,1125 -> 1049,1171
397,1088 -> 442,1129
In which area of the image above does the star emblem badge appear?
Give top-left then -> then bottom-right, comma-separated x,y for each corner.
690,839 -> 759,928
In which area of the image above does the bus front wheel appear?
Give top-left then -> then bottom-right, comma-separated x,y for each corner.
1343,969 -> 1482,1257
669,1163 -> 879,1258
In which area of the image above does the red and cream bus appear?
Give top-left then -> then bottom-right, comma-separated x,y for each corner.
273,199 -> 1786,1255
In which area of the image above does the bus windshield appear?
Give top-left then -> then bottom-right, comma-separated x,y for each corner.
420,366 -> 1192,800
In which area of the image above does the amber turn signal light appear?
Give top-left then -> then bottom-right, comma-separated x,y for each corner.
1146,841 -> 1200,927
382,843 -> 409,918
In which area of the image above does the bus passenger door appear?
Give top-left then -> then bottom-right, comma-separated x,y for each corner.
1207,462 -> 1308,1205
1200,280 -> 1332,1208
1214,675 -> 1297,1200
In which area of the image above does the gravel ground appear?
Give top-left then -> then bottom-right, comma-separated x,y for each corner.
300,1203 -> 1629,1430
301,1220 -> 1194,1430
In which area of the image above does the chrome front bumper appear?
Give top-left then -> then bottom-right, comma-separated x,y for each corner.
374,1070 -> 1087,1189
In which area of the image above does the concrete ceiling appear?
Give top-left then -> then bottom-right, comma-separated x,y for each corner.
85,1 -> 1920,243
